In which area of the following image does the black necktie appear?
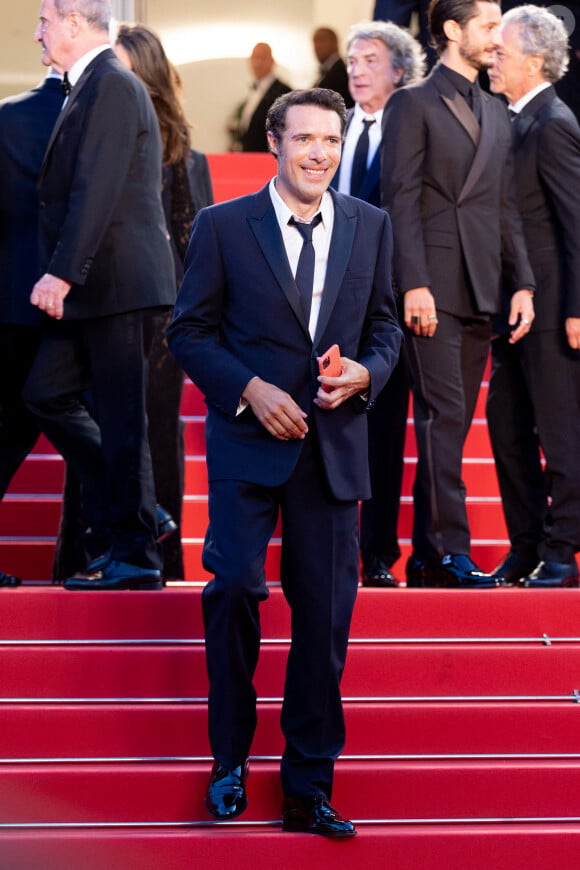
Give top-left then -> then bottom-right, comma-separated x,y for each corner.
289,213 -> 322,322
469,83 -> 482,124
61,72 -> 72,97
350,118 -> 375,197
508,107 -> 518,122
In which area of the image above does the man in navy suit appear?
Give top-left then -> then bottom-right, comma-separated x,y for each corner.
486,5 -> 580,586
0,70 -> 63,587
23,0 -> 175,589
335,20 -> 424,588
168,88 -> 401,836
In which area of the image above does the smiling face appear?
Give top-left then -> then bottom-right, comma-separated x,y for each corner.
347,38 -> 402,114
267,104 -> 343,218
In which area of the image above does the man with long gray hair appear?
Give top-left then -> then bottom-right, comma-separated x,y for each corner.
487,4 -> 580,587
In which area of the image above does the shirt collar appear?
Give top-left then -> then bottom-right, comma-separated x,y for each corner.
268,177 -> 333,229
353,101 -> 384,126
439,62 -> 476,99
67,43 -> 110,88
509,81 -> 551,114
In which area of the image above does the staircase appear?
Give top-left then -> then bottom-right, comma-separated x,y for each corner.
1,154 -> 580,869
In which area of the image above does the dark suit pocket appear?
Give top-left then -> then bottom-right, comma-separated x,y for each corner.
424,229 -> 454,248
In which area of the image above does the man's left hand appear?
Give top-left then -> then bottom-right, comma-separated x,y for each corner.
566,317 -> 580,350
315,357 -> 370,409
508,289 -> 535,344
31,273 -> 72,320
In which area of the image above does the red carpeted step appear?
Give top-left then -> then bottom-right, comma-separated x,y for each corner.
5,586 -> 580,642
1,700 -> 578,761
1,824 -> 579,870
1,758 -> 580,824
2,640 -> 580,700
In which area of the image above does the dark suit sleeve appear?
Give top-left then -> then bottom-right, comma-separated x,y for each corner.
537,113 -> 580,317
381,87 -> 430,293
47,73 -> 143,285
497,110 -> 536,297
167,207 -> 257,419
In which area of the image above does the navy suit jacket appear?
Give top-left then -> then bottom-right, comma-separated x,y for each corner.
333,109 -> 381,207
168,184 -> 402,501
0,76 -> 63,326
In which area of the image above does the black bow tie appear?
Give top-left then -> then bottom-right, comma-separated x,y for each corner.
61,72 -> 72,97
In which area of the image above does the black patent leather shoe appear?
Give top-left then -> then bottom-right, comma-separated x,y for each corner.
156,504 -> 177,542
423,554 -> 506,588
361,556 -> 398,587
522,560 -> 579,588
0,570 -> 21,587
64,559 -> 163,591
406,554 -> 426,587
282,795 -> 356,837
205,760 -> 249,820
493,552 -> 538,586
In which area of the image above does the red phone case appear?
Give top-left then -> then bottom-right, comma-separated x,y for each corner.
318,344 -> 341,391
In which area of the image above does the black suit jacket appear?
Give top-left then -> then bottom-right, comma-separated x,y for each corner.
0,77 -> 63,326
38,49 -> 174,320
241,78 -> 292,152
506,86 -> 580,332
315,57 -> 354,108
382,63 -> 534,316
168,184 -> 402,502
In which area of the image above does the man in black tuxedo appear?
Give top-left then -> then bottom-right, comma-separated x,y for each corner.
312,27 -> 353,108
486,4 -> 580,587
334,20 -> 425,587
0,70 -> 63,588
381,0 -> 536,587
168,88 -> 401,835
228,42 -> 291,152
23,0 -> 175,590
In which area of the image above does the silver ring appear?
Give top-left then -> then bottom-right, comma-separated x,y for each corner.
522,318 -> 530,324
47,303 -> 55,308
428,315 -> 437,321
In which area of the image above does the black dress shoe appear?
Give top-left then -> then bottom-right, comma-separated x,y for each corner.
361,556 -> 398,587
156,504 -> 177,543
282,795 -> 356,837
406,554 -> 426,587
205,760 -> 249,820
64,560 -> 163,591
523,560 -> 579,588
0,570 -> 21,587
493,552 -> 538,585
423,554 -> 506,588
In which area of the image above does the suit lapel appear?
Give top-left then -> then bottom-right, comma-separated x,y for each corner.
248,188 -> 311,338
40,49 -> 113,178
458,91 -> 497,204
441,90 -> 480,146
313,192 -> 357,346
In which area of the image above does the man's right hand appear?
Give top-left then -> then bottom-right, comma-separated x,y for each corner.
404,287 -> 438,337
242,377 -> 308,441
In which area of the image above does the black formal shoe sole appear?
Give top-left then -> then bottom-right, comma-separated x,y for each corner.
282,818 -> 357,837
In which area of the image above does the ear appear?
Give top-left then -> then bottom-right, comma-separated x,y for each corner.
393,66 -> 404,86
67,11 -> 83,37
443,19 -> 461,44
526,54 -> 544,78
266,130 -> 279,157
